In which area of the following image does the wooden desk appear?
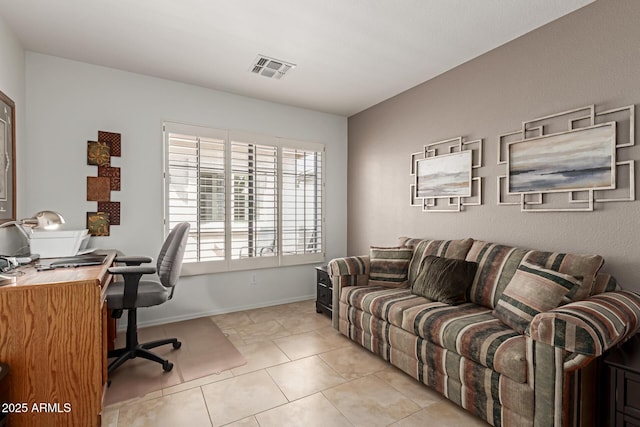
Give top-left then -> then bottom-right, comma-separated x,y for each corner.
0,251 -> 116,427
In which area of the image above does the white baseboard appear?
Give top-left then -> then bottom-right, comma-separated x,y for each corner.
118,294 -> 316,331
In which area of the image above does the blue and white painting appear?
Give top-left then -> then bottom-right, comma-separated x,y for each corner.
508,124 -> 615,194
416,150 -> 472,198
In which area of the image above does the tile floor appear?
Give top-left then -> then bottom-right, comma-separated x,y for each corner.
104,316 -> 247,405
102,300 -> 489,427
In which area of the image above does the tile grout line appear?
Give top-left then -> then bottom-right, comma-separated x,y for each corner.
198,386 -> 215,427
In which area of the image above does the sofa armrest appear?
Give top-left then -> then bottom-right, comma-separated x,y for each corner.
328,255 -> 370,278
327,255 -> 370,329
529,290 -> 640,356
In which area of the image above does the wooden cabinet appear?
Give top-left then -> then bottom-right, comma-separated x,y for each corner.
605,335 -> 640,427
0,251 -> 115,427
315,265 -> 332,317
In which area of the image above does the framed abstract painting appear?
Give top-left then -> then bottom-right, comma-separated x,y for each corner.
507,123 -> 616,195
415,150 -> 472,199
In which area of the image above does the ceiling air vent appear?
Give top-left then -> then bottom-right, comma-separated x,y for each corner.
250,55 -> 296,80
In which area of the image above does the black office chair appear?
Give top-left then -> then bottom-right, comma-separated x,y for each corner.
106,222 -> 190,375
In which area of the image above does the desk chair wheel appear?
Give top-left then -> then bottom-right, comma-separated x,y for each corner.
162,361 -> 174,372
173,341 -> 182,350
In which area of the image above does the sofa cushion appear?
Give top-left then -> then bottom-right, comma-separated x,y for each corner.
411,256 -> 478,304
342,285 -> 527,383
406,238 -> 474,287
466,240 -> 604,309
369,246 -> 413,288
493,260 -> 582,334
401,302 -> 527,383
341,286 -> 435,328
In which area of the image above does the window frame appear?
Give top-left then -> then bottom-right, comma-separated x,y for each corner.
163,122 -> 326,276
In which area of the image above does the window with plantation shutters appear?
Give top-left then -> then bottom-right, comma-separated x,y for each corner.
163,122 -> 325,275
165,128 -> 226,263
230,140 -> 278,261
281,148 -> 322,260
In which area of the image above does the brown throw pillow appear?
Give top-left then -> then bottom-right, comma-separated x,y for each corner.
411,256 -> 478,304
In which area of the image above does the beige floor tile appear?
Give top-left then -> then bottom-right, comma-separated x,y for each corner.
176,346 -> 246,383
277,313 -> 332,334
222,416 -> 260,427
231,340 -> 290,375
117,388 -> 212,427
220,328 -> 246,346
210,311 -> 255,330
162,370 -> 233,396
245,306 -> 283,323
390,399 -> 490,427
201,370 -> 288,426
233,319 -> 291,344
256,393 -> 352,427
374,367 -> 443,408
323,375 -> 421,427
274,330 -> 349,360
318,345 -> 389,380
101,407 -> 119,427
267,355 -> 347,400
104,390 -> 163,411
289,299 -> 317,312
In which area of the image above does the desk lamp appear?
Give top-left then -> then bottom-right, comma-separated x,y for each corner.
0,211 -> 65,284
0,210 -> 66,239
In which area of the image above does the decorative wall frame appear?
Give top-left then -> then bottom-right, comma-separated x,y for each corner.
0,90 -> 16,223
86,131 -> 122,235
410,136 -> 483,212
497,104 -> 635,212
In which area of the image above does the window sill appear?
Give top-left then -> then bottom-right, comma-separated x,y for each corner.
180,254 -> 326,276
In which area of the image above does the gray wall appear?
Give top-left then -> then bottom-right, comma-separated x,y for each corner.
347,0 -> 640,291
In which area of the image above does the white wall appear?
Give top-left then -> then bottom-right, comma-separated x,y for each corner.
0,14 -> 25,255
24,52 -> 348,326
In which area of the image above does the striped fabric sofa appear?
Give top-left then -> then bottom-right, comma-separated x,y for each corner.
328,238 -> 640,427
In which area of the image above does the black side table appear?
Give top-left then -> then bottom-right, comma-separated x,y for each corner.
604,335 -> 640,426
315,265 -> 332,317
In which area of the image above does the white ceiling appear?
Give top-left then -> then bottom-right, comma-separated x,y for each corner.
0,0 -> 594,117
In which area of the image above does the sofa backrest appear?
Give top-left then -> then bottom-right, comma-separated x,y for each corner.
404,238 -> 474,287
465,240 -> 605,309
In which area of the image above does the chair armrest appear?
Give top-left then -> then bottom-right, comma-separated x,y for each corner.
114,255 -> 154,266
529,290 -> 640,356
109,265 -> 157,275
108,265 -> 157,309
